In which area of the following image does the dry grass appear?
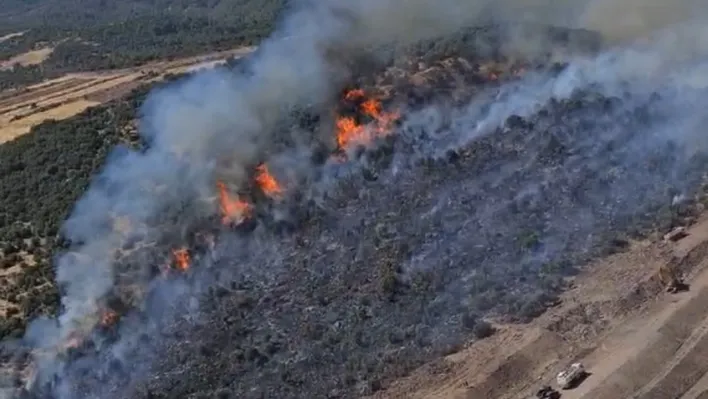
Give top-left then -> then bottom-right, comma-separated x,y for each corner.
0,99 -> 100,144
1,47 -> 54,70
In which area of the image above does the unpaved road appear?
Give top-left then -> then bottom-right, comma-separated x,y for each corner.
371,216 -> 708,399
0,46 -> 254,144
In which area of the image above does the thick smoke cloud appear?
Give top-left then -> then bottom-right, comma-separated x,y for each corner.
481,0 -> 708,42
11,0 -> 708,397
577,0 -> 708,42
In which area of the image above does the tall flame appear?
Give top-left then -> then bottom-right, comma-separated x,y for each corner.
336,89 -> 399,150
172,248 -> 190,271
254,164 -> 283,198
216,181 -> 252,225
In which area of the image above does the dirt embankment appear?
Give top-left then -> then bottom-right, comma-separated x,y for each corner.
373,215 -> 708,399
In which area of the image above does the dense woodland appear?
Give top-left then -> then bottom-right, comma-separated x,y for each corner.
0,0 -> 286,89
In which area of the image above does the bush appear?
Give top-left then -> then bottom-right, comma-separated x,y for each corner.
472,320 -> 495,339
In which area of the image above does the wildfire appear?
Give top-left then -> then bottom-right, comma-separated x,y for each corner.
336,116 -> 365,148
336,89 -> 400,150
216,181 -> 252,225
100,309 -> 119,326
362,98 -> 399,134
172,247 -> 190,271
254,163 -> 283,198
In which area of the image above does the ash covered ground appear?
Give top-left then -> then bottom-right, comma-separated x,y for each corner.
5,2 -> 708,399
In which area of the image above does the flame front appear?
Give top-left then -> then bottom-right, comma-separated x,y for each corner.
173,248 -> 190,271
336,89 -> 399,150
216,181 -> 252,225
255,164 -> 283,198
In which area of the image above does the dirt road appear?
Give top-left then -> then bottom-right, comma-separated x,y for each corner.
372,216 -> 708,399
0,46 -> 254,144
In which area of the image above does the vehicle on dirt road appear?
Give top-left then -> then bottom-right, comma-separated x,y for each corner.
556,362 -> 586,389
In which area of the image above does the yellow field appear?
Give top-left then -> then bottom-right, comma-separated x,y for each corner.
0,47 -> 54,70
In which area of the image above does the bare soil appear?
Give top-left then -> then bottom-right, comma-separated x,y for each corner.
372,215 -> 708,399
0,47 -> 54,70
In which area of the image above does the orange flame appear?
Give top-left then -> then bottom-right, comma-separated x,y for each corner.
336,117 -> 365,148
216,181 -> 252,225
254,164 -> 283,198
172,248 -> 190,271
335,90 -> 399,150
362,98 -> 400,134
100,309 -> 119,326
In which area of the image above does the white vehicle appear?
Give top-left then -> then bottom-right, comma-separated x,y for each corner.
556,362 -> 586,389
